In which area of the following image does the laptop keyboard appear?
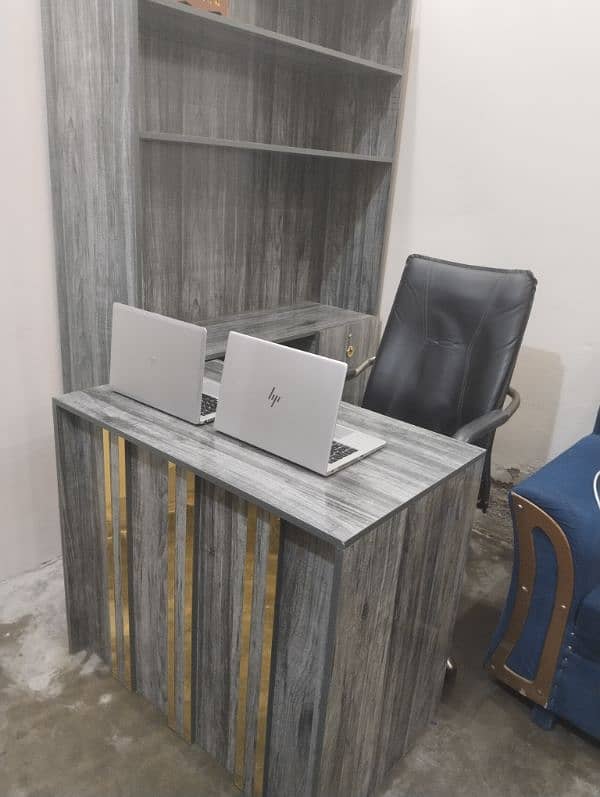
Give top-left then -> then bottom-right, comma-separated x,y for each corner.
329,441 -> 358,464
201,394 -> 218,416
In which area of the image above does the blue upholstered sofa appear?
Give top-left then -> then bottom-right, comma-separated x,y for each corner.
486,407 -> 600,740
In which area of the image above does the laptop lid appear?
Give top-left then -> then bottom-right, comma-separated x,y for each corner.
215,332 -> 347,472
109,303 -> 207,424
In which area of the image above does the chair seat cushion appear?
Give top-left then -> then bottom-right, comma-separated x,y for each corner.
576,586 -> 600,661
514,434 -> 600,597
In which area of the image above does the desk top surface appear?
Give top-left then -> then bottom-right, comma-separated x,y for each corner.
202,301 -> 372,359
55,363 -> 484,548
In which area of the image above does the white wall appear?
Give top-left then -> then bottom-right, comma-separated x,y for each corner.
0,3 -> 62,580
382,0 -> 600,475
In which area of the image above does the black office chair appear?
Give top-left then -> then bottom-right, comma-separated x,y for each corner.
349,254 -> 537,512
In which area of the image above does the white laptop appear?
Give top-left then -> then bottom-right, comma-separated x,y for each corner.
214,332 -> 386,476
109,303 -> 219,425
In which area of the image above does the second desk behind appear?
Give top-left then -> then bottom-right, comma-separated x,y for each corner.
200,300 -> 378,405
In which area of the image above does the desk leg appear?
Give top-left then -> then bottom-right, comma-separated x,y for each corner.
316,461 -> 482,797
265,525 -> 337,797
53,406 -> 109,660
257,461 -> 480,797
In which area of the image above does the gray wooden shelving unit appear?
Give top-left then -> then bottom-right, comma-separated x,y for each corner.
42,0 -> 412,392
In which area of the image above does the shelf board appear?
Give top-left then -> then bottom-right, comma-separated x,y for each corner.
140,131 -> 394,164
139,0 -> 403,79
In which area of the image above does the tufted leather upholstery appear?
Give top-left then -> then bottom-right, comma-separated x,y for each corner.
363,255 -> 537,506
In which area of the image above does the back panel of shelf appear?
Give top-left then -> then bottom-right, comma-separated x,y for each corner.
225,0 -> 410,68
137,2 -> 400,323
140,0 -> 410,71
139,141 -> 390,320
138,17 -> 402,159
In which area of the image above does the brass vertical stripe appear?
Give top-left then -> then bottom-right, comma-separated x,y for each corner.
102,430 -> 118,679
234,504 -> 258,790
167,463 -> 177,730
234,507 -> 281,796
117,437 -> 133,690
183,471 -> 196,742
253,515 -> 281,797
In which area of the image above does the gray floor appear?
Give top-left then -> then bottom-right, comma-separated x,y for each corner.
1,486 -> 598,797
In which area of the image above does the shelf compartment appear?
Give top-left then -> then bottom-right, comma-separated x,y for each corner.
227,0 -> 411,70
139,23 -> 401,161
140,132 -> 394,164
139,140 -> 390,321
139,0 -> 403,78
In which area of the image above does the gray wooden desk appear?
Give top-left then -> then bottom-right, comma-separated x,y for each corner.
53,363 -> 484,797
201,302 -> 378,405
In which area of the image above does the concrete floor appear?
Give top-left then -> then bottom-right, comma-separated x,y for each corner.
1,486 -> 598,797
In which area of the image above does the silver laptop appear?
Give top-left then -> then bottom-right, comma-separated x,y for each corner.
109,303 -> 219,425
215,332 -> 385,476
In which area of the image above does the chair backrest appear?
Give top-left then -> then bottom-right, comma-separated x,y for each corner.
363,255 -> 537,438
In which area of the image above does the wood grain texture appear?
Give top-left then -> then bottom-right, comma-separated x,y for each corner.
139,0 -> 404,77
195,483 -> 248,771
201,302 -> 373,361
316,460 -> 482,797
53,406 -> 109,659
140,142 -> 310,319
53,377 -> 484,548
316,512 -> 407,797
140,141 -> 390,319
317,316 -> 380,405
41,0 -> 139,391
265,524 -> 336,797
247,0 -> 412,69
319,162 -> 391,314
139,32 -> 400,159
377,462 -> 482,772
139,140 -> 183,321
128,446 -> 169,713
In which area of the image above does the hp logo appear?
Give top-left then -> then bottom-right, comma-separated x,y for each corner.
268,387 -> 282,408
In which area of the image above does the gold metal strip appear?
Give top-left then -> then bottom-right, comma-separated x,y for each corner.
118,437 -> 133,690
234,504 -> 258,790
183,471 -> 196,742
167,462 -> 177,730
102,430 -> 118,679
253,515 -> 281,797
488,493 -> 575,706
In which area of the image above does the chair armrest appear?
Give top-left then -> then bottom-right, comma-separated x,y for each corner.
594,405 -> 600,435
453,387 -> 521,444
346,356 -> 377,381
